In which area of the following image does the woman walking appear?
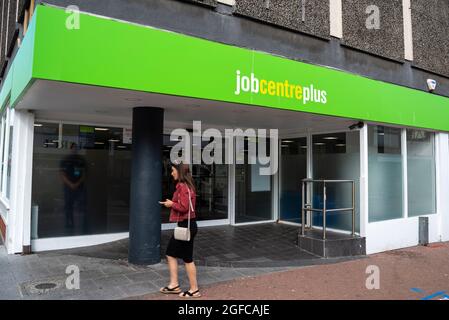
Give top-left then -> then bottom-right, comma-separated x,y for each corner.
159,161 -> 201,298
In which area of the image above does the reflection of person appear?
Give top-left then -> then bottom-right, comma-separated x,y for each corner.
159,161 -> 201,298
59,143 -> 87,230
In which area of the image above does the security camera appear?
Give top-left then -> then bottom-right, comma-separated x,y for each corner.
427,79 -> 437,92
349,121 -> 364,131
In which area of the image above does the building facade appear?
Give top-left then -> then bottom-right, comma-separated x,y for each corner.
0,0 -> 449,262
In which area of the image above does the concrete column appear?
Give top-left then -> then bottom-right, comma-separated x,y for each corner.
129,107 -> 164,265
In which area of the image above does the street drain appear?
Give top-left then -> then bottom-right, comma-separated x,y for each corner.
35,283 -> 58,290
22,278 -> 65,296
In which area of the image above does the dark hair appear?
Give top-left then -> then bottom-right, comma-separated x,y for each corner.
171,161 -> 196,193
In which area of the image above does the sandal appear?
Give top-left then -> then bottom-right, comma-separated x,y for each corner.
179,289 -> 202,298
160,285 -> 181,294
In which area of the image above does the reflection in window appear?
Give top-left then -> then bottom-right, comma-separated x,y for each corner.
32,123 -> 132,238
368,125 -> 403,222
407,130 -> 436,216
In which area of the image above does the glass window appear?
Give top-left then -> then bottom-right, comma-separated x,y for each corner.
368,125 -> 403,222
161,134 -> 229,223
32,123 -> 132,238
407,130 -> 436,216
312,131 -> 360,231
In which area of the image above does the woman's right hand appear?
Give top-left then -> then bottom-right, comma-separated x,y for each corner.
159,199 -> 174,208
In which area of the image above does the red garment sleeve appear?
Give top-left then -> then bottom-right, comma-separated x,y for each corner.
171,184 -> 190,214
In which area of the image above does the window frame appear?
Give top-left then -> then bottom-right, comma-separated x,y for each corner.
367,124 -> 438,222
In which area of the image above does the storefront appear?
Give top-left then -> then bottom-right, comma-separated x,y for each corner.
1,4 -> 449,261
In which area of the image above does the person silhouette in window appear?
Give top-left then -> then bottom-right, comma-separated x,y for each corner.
59,143 -> 87,231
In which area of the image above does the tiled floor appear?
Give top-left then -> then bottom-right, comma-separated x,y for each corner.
58,223 -> 331,268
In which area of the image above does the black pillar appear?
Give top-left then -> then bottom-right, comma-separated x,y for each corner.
129,107 -> 164,265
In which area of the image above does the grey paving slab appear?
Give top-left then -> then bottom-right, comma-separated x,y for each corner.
82,286 -> 128,300
12,269 -> 52,283
0,286 -> 22,300
124,271 -> 163,283
100,263 -> 138,275
120,281 -> 160,297
0,275 -> 16,288
197,273 -> 226,286
79,269 -> 107,280
147,263 -> 169,271
93,274 -> 132,290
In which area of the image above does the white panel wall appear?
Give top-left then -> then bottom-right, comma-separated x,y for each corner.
8,110 -> 35,254
366,214 -> 440,254
437,133 -> 449,241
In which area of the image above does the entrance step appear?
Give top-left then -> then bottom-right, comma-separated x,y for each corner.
297,229 -> 366,258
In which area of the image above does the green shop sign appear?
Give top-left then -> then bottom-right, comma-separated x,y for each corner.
4,4 -> 449,131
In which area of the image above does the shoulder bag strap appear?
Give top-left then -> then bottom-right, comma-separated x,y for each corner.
187,187 -> 193,231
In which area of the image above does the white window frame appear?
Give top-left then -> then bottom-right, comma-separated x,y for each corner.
0,109 -> 8,223
0,106 -> 12,205
366,124 -> 438,222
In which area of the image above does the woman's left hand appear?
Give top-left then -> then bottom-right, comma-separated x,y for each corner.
160,199 -> 173,208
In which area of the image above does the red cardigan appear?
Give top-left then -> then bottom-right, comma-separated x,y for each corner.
170,182 -> 196,222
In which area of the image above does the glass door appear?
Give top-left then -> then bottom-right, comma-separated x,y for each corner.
234,136 -> 273,224
279,137 -> 308,224
312,131 -> 360,232
191,137 -> 229,221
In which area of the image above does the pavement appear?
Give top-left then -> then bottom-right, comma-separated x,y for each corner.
0,242 -> 299,300
0,223 -> 357,300
2,222 -> 447,300
137,242 -> 449,300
